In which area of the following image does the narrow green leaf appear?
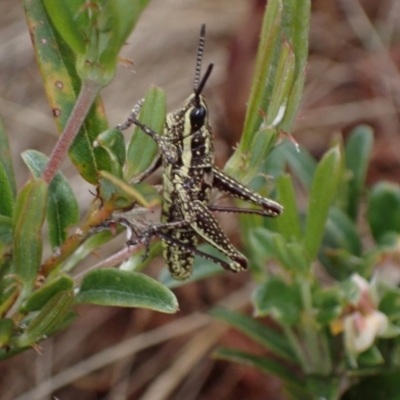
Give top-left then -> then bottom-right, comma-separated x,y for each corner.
0,162 -> 13,218
345,125 -> 373,220
0,116 -> 16,198
14,290 -> 74,348
99,170 -> 160,208
125,86 -> 166,181
24,0 -> 111,184
13,179 -> 48,295
304,146 -> 341,261
253,276 -> 301,325
284,143 -> 317,189
76,269 -> 178,313
94,128 -> 126,177
249,229 -> 292,271
281,0 -> 310,79
225,0 -> 283,179
210,307 -> 296,363
0,318 -> 14,347
22,150 -> 79,249
367,182 -> 400,243
266,40 -> 295,127
213,348 -> 302,387
319,206 -> 364,280
0,215 -> 13,246
281,70 -> 306,132
272,174 -> 302,241
98,0 -> 151,73
42,0 -> 86,55
243,128 -> 279,184
22,275 -> 74,312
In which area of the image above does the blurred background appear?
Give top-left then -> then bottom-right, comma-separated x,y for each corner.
1,0 -> 400,399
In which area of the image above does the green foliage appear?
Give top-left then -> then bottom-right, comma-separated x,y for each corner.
0,0 -> 181,360
22,150 -> 79,249
225,0 -> 310,184
76,269 -> 178,313
214,125 -> 400,399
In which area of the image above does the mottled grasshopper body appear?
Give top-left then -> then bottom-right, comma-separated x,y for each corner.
118,25 -> 282,280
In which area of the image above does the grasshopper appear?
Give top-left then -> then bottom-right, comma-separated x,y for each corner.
118,25 -> 283,280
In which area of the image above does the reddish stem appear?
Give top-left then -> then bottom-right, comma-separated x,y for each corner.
41,80 -> 101,184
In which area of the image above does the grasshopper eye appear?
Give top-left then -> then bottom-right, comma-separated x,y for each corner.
190,106 -> 206,130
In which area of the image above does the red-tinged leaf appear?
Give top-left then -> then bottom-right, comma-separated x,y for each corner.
24,0 -> 111,184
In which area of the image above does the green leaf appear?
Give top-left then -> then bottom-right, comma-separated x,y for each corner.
281,0 -> 310,79
319,207 -> 364,280
0,115 -> 16,198
213,348 -> 302,387
42,0 -> 86,55
97,0 -> 151,78
367,182 -> 400,243
13,179 -> 48,295
250,229 -> 308,274
125,86 -> 166,181
0,318 -> 14,347
253,276 -> 301,325
225,0 -> 310,183
24,0 -> 111,184
22,150 -> 79,249
44,0 -> 150,85
76,269 -> 178,313
284,143 -> 317,189
304,146 -> 342,261
345,125 -> 373,220
0,215 -> 13,246
94,127 -> 126,177
271,174 -> 302,242
22,275 -> 74,312
265,40 -> 295,127
13,290 -> 74,348
210,307 -> 296,363
0,161 -> 13,218
99,170 -> 160,208
225,0 -> 283,180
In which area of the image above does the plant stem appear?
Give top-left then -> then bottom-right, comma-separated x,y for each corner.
41,80 -> 101,184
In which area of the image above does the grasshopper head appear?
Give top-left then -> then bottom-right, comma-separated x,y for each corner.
189,24 -> 213,132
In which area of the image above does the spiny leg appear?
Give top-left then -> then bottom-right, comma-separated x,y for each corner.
174,186 -> 247,272
124,218 -> 188,261
208,205 -> 276,217
212,167 -> 283,217
117,99 -> 144,130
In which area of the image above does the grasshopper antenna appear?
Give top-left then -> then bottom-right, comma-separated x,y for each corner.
193,24 -> 206,92
194,24 -> 214,101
